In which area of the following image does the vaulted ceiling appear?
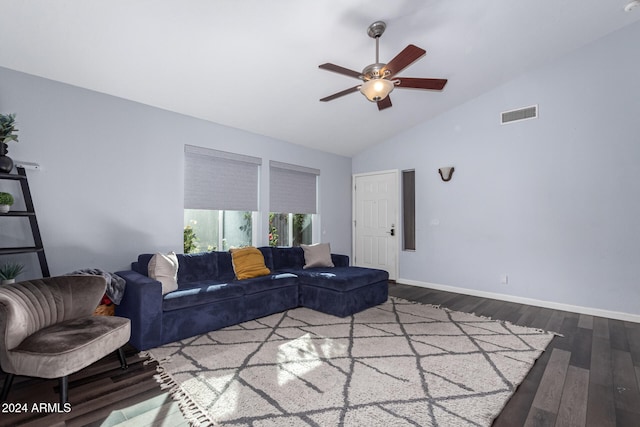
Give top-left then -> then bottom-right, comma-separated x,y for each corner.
1,1 -> 639,156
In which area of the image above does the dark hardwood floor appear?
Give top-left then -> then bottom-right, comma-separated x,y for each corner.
389,283 -> 640,427
0,346 -> 188,427
1,283 -> 639,426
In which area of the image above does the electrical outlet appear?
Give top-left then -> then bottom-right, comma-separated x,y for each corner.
500,274 -> 509,285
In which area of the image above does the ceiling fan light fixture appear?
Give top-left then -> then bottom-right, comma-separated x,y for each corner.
359,78 -> 395,102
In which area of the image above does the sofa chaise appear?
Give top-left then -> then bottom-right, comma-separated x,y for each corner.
115,246 -> 388,350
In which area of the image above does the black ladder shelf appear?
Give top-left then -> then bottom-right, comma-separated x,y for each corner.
0,166 -> 50,277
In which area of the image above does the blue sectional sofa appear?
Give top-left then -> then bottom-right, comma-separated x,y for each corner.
115,246 -> 388,350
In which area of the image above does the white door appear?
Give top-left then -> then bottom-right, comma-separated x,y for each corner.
353,171 -> 398,280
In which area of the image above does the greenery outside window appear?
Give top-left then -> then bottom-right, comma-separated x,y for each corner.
268,213 -> 313,247
184,210 -> 255,253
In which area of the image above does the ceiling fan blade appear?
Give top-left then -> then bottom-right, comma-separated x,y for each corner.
381,44 -> 426,78
318,63 -> 362,79
320,85 -> 360,102
396,77 -> 448,90
377,96 -> 392,111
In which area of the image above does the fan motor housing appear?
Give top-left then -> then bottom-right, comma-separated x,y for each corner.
361,63 -> 388,81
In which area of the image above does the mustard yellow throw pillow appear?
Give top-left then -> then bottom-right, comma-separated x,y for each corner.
230,247 -> 271,280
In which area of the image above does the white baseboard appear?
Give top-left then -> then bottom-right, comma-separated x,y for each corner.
397,278 -> 640,324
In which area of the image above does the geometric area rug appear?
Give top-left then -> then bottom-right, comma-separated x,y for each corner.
144,297 -> 554,426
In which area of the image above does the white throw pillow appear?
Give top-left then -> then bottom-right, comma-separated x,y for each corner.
148,252 -> 179,294
301,243 -> 335,269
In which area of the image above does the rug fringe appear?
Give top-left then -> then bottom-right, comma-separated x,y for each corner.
142,350 -> 218,426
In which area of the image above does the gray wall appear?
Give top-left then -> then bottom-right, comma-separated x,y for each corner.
0,68 -> 352,277
353,22 -> 640,317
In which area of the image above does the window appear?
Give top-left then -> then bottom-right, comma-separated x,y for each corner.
184,145 -> 260,253
402,169 -> 416,251
269,161 -> 319,247
268,213 -> 313,247
184,210 -> 254,252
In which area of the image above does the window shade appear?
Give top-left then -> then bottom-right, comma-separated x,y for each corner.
269,161 -> 320,214
184,145 -> 261,211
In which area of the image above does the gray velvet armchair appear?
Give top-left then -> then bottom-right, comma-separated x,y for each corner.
0,275 -> 131,404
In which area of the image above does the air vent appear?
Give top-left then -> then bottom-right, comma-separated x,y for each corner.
501,105 -> 538,125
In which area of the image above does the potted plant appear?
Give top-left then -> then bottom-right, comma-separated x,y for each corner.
0,262 -> 24,285
0,113 -> 19,173
0,191 -> 13,213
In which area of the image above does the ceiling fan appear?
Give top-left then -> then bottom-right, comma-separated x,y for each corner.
319,21 -> 447,111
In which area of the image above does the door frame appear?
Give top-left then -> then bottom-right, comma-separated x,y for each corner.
352,169 -> 400,281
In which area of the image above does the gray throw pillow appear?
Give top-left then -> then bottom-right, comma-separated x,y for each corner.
301,243 -> 335,269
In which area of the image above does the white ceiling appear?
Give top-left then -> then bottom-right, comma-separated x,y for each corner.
1,1 -> 639,157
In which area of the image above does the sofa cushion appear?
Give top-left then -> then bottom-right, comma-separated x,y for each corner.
230,247 -> 271,280
292,266 -> 389,292
163,283 -> 244,312
258,247 -> 275,271
233,273 -> 298,295
270,246 -> 305,270
301,243 -> 335,269
216,252 -> 236,281
176,252 -> 218,286
148,252 -> 179,294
